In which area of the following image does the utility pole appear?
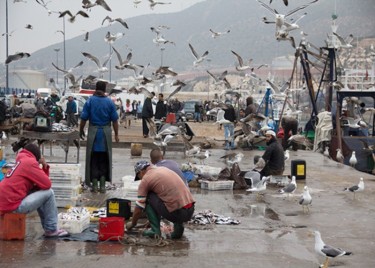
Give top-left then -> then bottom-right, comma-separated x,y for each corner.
54,48 -> 60,84
5,0 -> 9,89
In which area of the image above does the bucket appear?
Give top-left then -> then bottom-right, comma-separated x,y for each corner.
98,217 -> 124,241
165,113 -> 176,124
130,143 -> 142,156
291,159 -> 306,180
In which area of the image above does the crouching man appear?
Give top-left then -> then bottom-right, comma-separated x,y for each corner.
126,160 -> 195,239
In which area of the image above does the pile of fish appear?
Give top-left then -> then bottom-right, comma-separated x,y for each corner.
189,210 -> 240,225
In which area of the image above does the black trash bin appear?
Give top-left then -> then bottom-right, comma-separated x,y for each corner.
291,159 -> 306,180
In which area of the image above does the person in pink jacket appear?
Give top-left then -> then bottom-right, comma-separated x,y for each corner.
0,143 -> 68,237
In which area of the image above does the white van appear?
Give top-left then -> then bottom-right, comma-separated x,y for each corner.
37,88 -> 52,99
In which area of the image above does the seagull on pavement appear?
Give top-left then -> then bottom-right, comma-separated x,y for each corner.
189,43 -> 209,67
349,151 -> 357,168
220,152 -> 244,166
314,230 -> 352,268
336,148 -> 344,163
344,177 -> 364,200
278,175 -> 297,197
299,186 -> 312,213
193,150 -> 210,165
246,176 -> 268,200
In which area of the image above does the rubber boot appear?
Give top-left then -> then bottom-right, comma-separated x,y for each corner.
171,223 -> 184,239
142,205 -> 161,238
99,176 -> 106,193
91,179 -> 98,193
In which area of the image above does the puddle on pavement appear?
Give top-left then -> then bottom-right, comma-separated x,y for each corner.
248,203 -> 280,221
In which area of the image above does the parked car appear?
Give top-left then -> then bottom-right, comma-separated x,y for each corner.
183,100 -> 202,121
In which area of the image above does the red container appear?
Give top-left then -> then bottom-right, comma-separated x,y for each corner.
0,213 -> 26,240
98,217 -> 124,241
165,113 -> 176,124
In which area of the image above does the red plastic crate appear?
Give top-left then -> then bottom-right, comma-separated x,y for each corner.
0,213 -> 26,240
98,217 -> 124,241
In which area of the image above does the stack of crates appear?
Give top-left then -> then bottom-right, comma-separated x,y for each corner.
49,163 -> 82,208
122,175 -> 140,212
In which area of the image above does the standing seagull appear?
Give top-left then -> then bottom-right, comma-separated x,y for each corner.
246,176 -> 268,200
344,177 -> 364,200
314,231 -> 352,268
189,43 -> 209,67
349,151 -> 357,168
299,186 -> 312,213
336,148 -> 344,163
278,175 -> 297,198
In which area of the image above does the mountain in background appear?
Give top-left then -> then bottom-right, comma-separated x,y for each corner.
1,0 -> 375,85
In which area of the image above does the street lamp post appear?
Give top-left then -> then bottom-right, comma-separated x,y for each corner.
54,48 -> 60,84
5,0 -> 9,89
63,17 -> 66,93
160,47 -> 165,93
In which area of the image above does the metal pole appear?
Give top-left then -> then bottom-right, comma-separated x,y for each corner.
54,48 -> 60,84
109,44 -> 112,82
160,47 -> 165,67
5,0 -> 9,89
63,17 -> 66,93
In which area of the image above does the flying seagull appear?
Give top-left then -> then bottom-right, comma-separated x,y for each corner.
5,52 -> 30,64
314,231 -> 352,268
148,0 -> 172,10
51,61 -> 84,77
206,70 -> 231,89
189,43 -> 209,67
344,177 -> 364,200
102,16 -> 129,29
209,29 -> 230,38
231,50 -> 253,71
299,186 -> 312,213
246,176 -> 268,200
25,24 -> 33,30
82,52 -> 112,76
59,10 -> 89,23
82,0 -> 112,11
112,46 -> 132,70
104,31 -> 125,44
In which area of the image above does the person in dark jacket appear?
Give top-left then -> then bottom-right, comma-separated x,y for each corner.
244,96 -> 258,116
66,95 -> 78,127
142,92 -> 155,138
281,116 -> 299,150
154,93 -> 167,120
257,130 -> 285,177
223,103 -> 237,150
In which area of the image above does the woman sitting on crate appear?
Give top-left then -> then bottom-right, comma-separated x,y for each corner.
254,130 -> 285,178
126,160 -> 195,239
0,143 -> 69,237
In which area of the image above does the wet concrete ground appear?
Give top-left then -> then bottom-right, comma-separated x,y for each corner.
0,122 -> 375,268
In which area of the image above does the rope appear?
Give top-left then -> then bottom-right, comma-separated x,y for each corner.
99,233 -> 172,247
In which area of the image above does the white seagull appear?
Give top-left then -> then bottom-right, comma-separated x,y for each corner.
299,186 -> 312,213
278,175 -> 297,197
148,0 -> 171,10
59,10 -> 89,23
220,152 -> 244,166
349,151 -> 357,168
344,177 -> 364,200
284,149 -> 290,161
246,176 -> 268,200
209,29 -> 230,39
193,150 -> 210,165
82,0 -> 112,11
82,52 -> 112,77
189,43 -> 209,67
51,61 -> 83,77
314,231 -> 352,268
104,31 -> 125,44
213,109 -> 231,125
231,50 -> 253,71
112,46 -> 132,70
133,0 -> 142,8
336,148 -> 344,163
102,16 -> 129,29
332,32 -> 353,49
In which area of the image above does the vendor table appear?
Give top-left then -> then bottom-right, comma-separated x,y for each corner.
20,131 -> 80,163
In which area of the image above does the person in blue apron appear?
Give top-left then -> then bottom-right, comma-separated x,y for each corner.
79,81 -> 119,193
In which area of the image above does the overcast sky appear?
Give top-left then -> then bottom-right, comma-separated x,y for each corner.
0,0 -> 204,62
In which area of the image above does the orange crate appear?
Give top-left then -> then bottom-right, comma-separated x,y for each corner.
0,213 -> 26,240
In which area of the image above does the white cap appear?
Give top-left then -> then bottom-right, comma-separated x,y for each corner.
265,130 -> 276,137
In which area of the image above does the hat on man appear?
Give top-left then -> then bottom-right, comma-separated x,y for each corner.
24,143 -> 41,161
134,160 -> 150,181
265,130 -> 276,137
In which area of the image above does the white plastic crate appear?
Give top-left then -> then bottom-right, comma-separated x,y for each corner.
201,180 -> 234,191
58,213 -> 90,234
269,175 -> 289,186
51,176 -> 81,187
56,197 -> 79,208
53,185 -> 81,199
